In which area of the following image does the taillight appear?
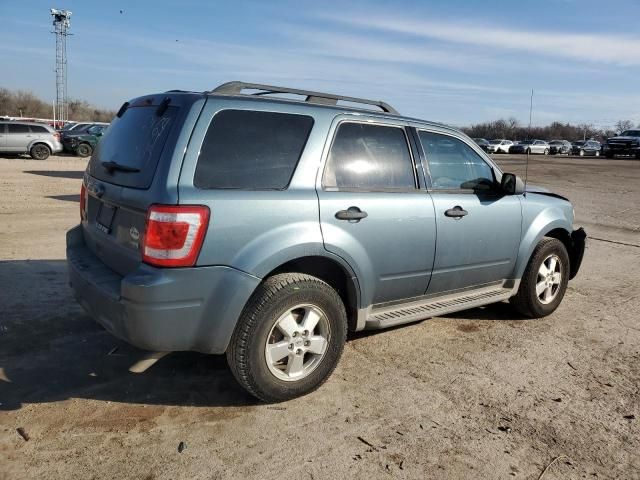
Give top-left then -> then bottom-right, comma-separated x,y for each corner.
142,205 -> 210,267
54,132 -> 61,140
80,183 -> 87,221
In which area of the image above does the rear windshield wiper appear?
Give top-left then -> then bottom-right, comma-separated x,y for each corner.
101,161 -> 140,173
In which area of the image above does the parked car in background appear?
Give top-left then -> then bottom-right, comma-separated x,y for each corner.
473,138 -> 490,151
60,122 -> 93,133
509,140 -> 550,155
603,130 -> 640,159
548,140 -> 572,155
67,81 -> 586,402
0,121 -> 63,159
486,139 -> 514,154
62,124 -> 108,157
61,123 -> 109,151
571,140 -> 601,157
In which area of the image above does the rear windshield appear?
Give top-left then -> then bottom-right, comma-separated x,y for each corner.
194,110 -> 314,190
88,105 -> 178,188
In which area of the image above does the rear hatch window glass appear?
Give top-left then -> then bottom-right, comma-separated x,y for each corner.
88,105 -> 179,188
194,110 -> 314,190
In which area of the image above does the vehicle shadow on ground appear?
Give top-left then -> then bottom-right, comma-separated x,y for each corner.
0,259 -> 259,411
0,259 -> 531,411
24,170 -> 84,180
46,194 -> 80,202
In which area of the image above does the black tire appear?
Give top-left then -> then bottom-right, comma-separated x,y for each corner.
605,151 -> 614,159
76,143 -> 93,157
511,238 -> 570,318
29,143 -> 51,160
226,273 -> 348,402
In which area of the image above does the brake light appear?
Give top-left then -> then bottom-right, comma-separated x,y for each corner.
142,205 -> 210,267
80,183 -> 87,221
54,132 -> 60,140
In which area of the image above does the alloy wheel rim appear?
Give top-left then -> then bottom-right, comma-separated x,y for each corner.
265,304 -> 330,382
536,254 -> 562,305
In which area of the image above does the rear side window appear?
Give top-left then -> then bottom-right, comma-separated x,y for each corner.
419,131 -> 495,191
30,125 -> 49,133
323,122 -> 415,190
88,105 -> 178,188
8,124 -> 29,134
195,110 -> 314,190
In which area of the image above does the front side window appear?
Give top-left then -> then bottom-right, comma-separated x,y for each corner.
195,110 -> 314,190
419,131 -> 495,191
323,122 -> 415,190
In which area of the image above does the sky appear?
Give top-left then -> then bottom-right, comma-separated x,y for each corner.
1,0 -> 639,127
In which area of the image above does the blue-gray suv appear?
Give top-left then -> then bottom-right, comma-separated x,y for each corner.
67,82 -> 586,402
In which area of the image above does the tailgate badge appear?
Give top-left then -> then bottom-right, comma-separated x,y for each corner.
129,226 -> 140,241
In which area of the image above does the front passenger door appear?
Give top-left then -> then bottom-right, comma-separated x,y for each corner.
418,130 -> 522,295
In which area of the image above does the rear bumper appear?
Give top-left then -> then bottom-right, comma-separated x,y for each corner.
66,225 -> 261,354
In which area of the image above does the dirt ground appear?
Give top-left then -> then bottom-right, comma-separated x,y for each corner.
0,153 -> 638,479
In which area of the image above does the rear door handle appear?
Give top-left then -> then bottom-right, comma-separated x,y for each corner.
335,206 -> 368,222
444,206 -> 468,218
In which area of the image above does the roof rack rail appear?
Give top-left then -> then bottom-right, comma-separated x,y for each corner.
210,81 -> 399,115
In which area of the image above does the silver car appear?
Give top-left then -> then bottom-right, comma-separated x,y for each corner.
0,121 -> 63,160
509,140 -> 550,155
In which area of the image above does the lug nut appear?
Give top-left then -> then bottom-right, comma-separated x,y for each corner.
288,344 -> 294,350
292,332 -> 298,337
296,349 -> 303,355
303,330 -> 309,336
304,340 -> 310,346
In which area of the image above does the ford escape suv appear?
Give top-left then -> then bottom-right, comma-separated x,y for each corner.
67,81 -> 586,402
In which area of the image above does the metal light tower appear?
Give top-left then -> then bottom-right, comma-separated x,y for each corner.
51,8 -> 72,125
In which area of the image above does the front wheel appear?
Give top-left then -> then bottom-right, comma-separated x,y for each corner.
227,273 -> 347,402
511,238 -> 570,318
579,149 -> 585,157
76,143 -> 93,157
544,148 -> 549,155
595,150 -> 600,157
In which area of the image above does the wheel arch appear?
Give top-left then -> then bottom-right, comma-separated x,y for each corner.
263,255 -> 361,332
513,211 -> 573,280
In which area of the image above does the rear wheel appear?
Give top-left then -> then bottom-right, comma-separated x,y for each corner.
227,273 -> 347,402
76,143 -> 93,157
511,238 -> 570,318
579,149 -> 585,157
30,143 -> 51,160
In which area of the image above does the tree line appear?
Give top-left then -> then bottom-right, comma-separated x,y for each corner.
0,88 -> 115,123
462,117 -> 639,142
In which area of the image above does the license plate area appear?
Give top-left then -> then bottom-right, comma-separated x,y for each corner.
96,203 -> 116,234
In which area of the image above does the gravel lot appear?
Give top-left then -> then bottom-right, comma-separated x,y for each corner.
1,154 -> 639,479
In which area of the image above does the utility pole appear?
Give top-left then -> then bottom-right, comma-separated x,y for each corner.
51,8 -> 72,126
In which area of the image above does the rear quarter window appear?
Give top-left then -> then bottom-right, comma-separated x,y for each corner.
194,110 -> 314,190
30,125 -> 49,133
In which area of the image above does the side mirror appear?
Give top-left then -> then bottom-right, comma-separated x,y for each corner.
500,172 -> 525,195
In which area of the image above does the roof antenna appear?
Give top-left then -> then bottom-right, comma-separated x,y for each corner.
524,88 -> 534,196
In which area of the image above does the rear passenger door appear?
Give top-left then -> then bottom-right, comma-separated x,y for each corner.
417,130 -> 522,294
317,118 -> 436,306
6,123 -> 31,151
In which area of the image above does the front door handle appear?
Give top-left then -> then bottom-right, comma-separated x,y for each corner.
444,206 -> 468,218
335,206 -> 368,222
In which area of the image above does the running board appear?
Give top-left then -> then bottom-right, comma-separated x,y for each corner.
365,286 -> 514,330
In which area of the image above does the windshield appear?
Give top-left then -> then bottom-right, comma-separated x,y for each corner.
573,141 -> 585,146
489,140 -> 502,144
549,140 -> 562,145
620,130 -> 640,137
86,125 -> 104,134
520,140 -> 533,145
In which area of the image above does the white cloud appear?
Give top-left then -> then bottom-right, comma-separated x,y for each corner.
326,15 -> 640,66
